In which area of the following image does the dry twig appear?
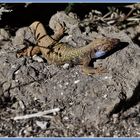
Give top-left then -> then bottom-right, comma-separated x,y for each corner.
13,108 -> 60,120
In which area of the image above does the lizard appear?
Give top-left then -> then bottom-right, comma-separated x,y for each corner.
16,21 -> 120,75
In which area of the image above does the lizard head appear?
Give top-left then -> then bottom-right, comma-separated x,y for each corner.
94,37 -> 120,58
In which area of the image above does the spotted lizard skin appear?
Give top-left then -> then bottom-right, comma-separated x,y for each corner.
16,21 -> 120,74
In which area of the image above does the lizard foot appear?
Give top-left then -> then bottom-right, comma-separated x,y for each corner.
16,46 -> 40,58
82,66 -> 107,75
55,22 -> 65,35
51,22 -> 65,41
16,48 -> 29,58
94,67 -> 107,74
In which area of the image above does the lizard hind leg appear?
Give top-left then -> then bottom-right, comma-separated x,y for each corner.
16,21 -> 48,59
16,46 -> 41,58
29,21 -> 49,44
82,66 -> 107,75
30,21 -> 55,55
81,56 -> 106,75
30,21 -> 65,44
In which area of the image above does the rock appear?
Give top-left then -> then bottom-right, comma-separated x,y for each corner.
62,63 -> 70,69
0,29 -> 10,41
32,55 -> 44,63
12,27 -> 36,48
74,80 -> 80,84
49,11 -> 79,34
36,121 -> 48,130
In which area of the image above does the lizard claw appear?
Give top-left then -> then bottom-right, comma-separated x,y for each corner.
82,66 -> 107,75
95,67 -> 107,74
54,22 -> 65,35
51,22 -> 66,41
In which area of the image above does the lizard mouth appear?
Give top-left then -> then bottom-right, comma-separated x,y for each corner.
105,38 -> 120,51
111,38 -> 120,46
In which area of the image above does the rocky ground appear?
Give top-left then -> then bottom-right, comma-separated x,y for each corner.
0,3 -> 140,137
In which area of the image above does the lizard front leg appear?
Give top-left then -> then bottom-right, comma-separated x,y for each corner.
81,55 -> 106,75
51,22 -> 65,41
30,21 -> 65,47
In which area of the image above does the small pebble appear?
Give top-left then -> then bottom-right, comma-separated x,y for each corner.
112,114 -> 119,118
58,84 -> 63,88
74,80 -> 80,84
104,76 -> 109,79
64,82 -> 69,86
32,55 -> 44,62
19,100 -> 25,110
23,127 -> 32,136
63,63 -> 70,69
11,102 -> 19,109
65,35 -> 72,41
63,116 -> 69,120
69,102 -> 74,105
36,121 -> 48,130
0,28 -> 10,40
103,94 -> 108,99
85,26 -> 90,33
